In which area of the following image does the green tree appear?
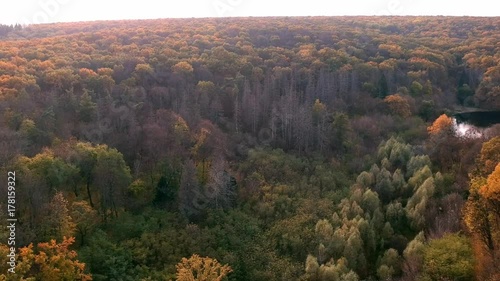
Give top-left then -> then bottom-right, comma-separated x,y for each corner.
93,145 -> 132,220
16,149 -> 77,192
154,164 -> 181,208
330,112 -> 353,155
361,189 -> 380,215
377,248 -> 401,280
79,230 -> 135,281
406,177 -> 435,229
420,234 -> 474,281
179,159 -> 204,219
70,142 -> 99,207
13,149 -> 78,240
78,90 -> 97,123
457,84 -> 473,105
378,73 -> 389,98
410,81 -> 423,96
66,142 -> 131,218
418,100 -> 436,121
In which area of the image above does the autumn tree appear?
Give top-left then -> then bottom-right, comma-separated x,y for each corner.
176,254 -> 232,281
38,192 -> 76,243
427,114 -> 460,170
463,137 -> 500,280
474,65 -> 500,109
1,15 -> 500,281
0,237 -> 92,280
477,136 -> 500,176
13,149 -> 78,242
479,163 -> 500,201
384,94 -> 411,118
44,68 -> 78,91
71,200 -> 99,246
427,114 -> 453,136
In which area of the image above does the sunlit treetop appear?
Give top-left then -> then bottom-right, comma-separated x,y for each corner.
480,163 -> 500,202
427,114 -> 454,136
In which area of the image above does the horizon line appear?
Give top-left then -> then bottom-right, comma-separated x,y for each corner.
2,14 -> 499,27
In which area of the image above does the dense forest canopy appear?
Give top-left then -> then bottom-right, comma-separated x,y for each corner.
0,16 -> 499,280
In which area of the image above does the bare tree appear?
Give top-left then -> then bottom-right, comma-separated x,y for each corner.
205,155 -> 236,209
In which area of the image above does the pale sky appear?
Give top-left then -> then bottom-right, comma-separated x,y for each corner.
1,0 -> 499,25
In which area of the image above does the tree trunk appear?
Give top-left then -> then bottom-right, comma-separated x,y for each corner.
86,179 -> 94,207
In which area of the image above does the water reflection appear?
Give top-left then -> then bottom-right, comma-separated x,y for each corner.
453,110 -> 500,138
453,118 -> 482,138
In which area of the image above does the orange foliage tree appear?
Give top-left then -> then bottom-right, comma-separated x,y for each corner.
384,94 -> 411,118
463,137 -> 500,280
480,163 -> 500,202
0,237 -> 92,280
426,114 -> 460,171
427,114 -> 453,136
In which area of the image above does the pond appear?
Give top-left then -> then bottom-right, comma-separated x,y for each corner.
453,110 -> 500,137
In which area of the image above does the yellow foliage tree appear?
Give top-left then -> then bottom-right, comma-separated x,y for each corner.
463,138 -> 500,280
176,254 -> 232,281
172,61 -> 194,75
480,163 -> 500,202
478,136 -> 500,176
